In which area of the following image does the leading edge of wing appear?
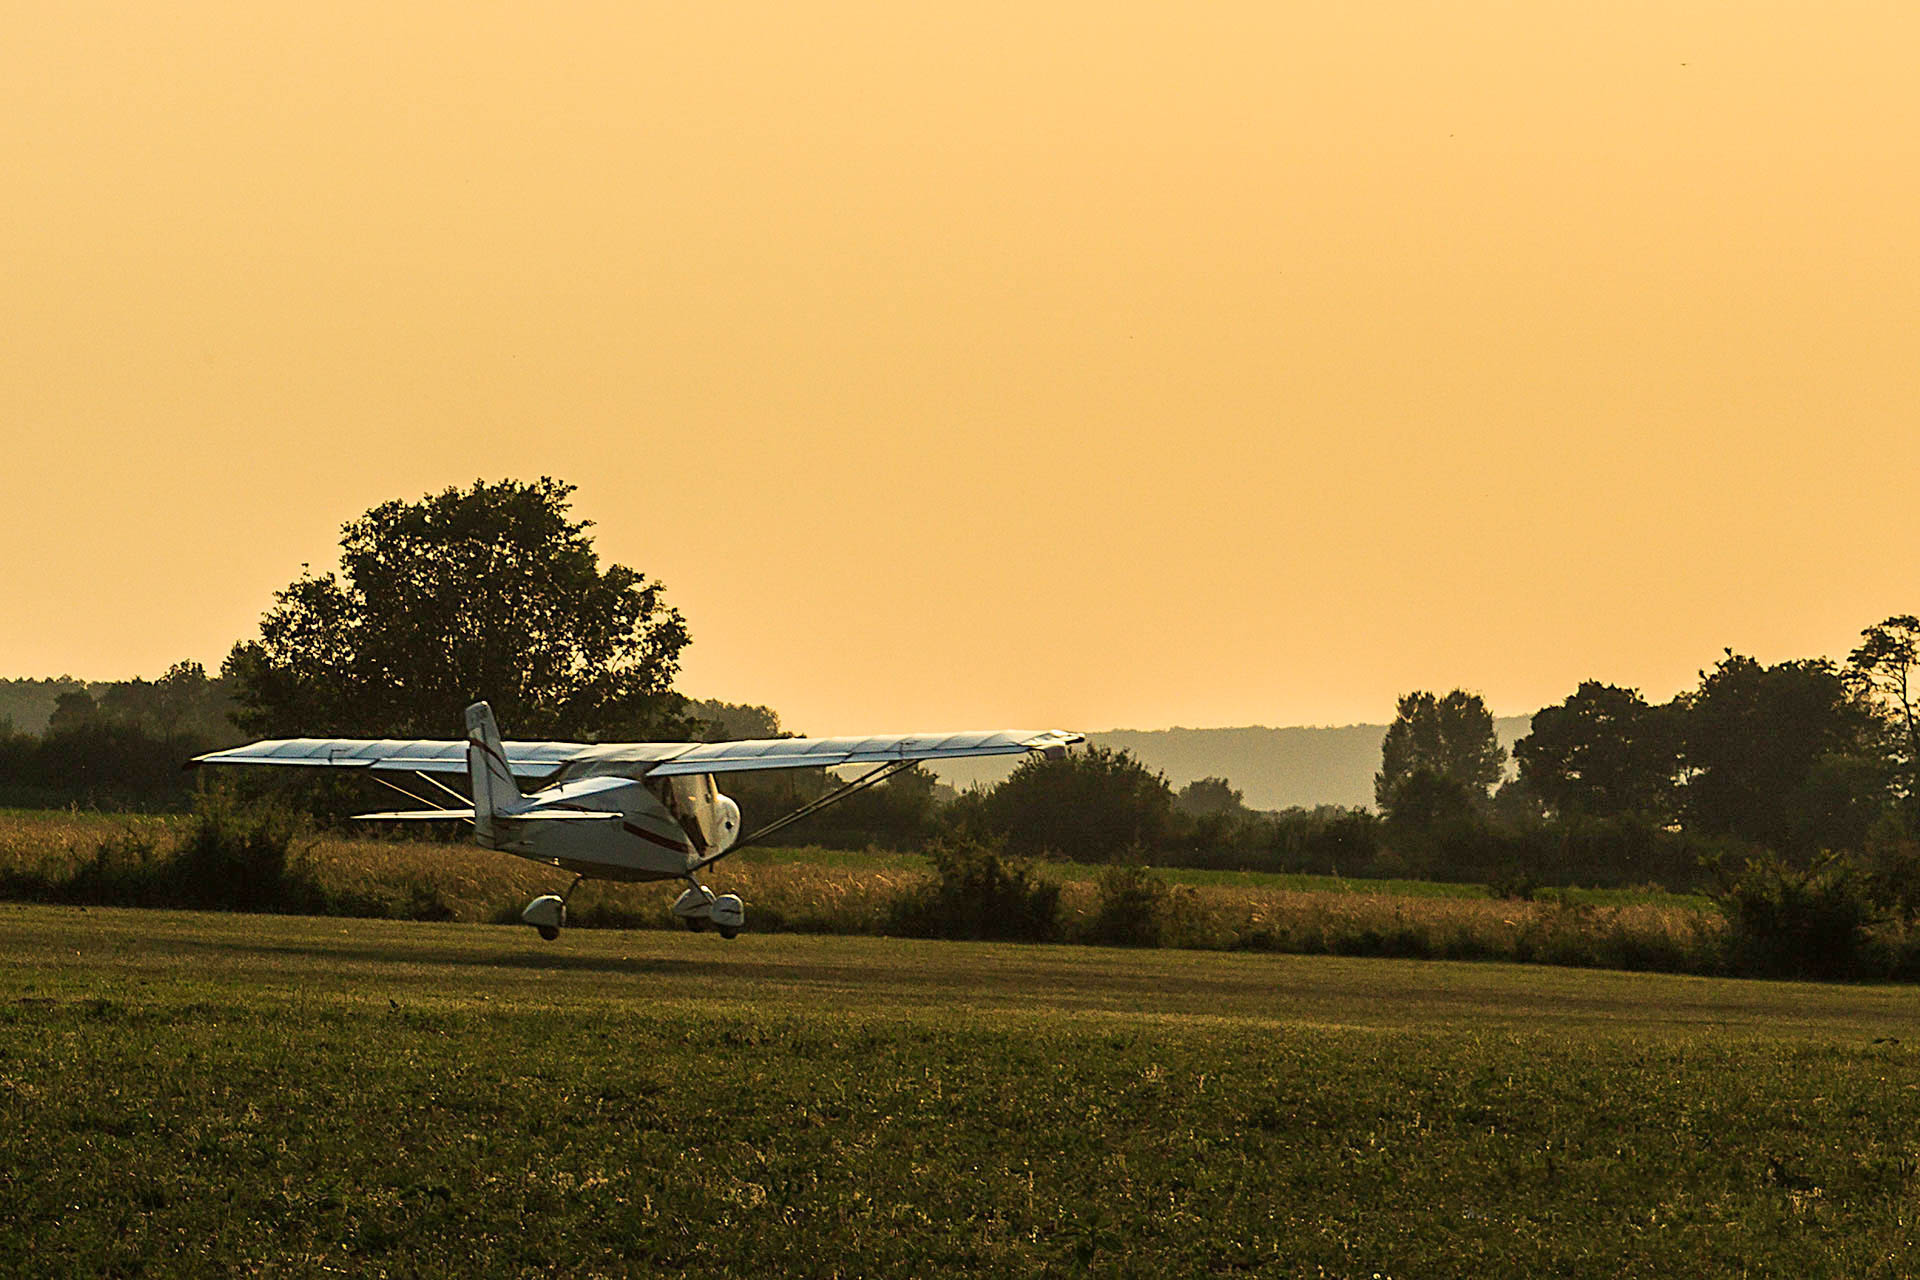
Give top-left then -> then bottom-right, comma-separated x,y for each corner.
643,729 -> 1085,777
188,737 -> 584,778
192,729 -> 1086,779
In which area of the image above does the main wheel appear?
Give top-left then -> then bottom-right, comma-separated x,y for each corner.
537,925 -> 560,941
718,926 -> 740,940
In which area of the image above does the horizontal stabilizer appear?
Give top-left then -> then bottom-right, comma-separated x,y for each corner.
351,808 -> 621,822
353,809 -> 477,821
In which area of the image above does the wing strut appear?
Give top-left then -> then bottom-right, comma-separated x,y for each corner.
413,770 -> 474,807
686,759 -> 920,874
369,771 -> 474,824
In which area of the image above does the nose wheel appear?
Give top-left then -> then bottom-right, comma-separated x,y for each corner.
671,881 -> 745,939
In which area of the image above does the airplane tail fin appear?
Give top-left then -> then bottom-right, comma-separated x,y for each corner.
465,701 -> 525,844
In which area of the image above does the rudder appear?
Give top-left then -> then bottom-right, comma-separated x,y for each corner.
465,701 -> 523,844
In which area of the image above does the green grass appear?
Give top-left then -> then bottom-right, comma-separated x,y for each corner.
4,905 -> 1919,1276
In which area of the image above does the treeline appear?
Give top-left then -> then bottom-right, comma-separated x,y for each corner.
1364,622 -> 1920,894
0,663 -> 243,809
10,478 -> 1918,915
10,619 -> 1919,904
756,617 -> 1920,903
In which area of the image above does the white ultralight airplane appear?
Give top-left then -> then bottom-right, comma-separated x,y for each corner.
192,702 -> 1083,940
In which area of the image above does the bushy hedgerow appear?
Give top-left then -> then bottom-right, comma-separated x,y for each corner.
887,838 -> 1061,942
1715,855 -> 1879,981
1084,862 -> 1170,947
4,790 -> 452,920
1080,862 -> 1206,949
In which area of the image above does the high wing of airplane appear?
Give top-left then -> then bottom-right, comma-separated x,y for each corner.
192,703 -> 1083,940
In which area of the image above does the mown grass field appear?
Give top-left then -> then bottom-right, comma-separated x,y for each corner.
5,904 -> 1920,1276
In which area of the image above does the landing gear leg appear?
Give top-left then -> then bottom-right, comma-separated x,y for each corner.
522,874 -> 585,941
671,878 -> 745,939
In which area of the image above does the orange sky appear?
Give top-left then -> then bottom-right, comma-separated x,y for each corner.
4,2 -> 1917,734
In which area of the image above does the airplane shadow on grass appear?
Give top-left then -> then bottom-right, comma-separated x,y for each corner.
177,934 -> 730,981
168,930 -> 1319,1017
166,930 -> 1227,1015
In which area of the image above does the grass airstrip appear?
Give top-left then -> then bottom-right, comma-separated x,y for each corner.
5,904 -> 1919,1277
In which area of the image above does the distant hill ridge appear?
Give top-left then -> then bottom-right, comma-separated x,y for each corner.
933,718 -> 1533,812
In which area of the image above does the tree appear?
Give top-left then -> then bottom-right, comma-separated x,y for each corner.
94,661 -> 234,743
1848,616 -> 1920,815
979,745 -> 1174,862
1174,776 -> 1245,819
1513,681 -> 1682,819
46,689 -> 98,735
799,763 -> 943,849
1374,690 -> 1506,818
686,698 -> 786,743
226,478 -> 691,740
1681,651 -> 1888,858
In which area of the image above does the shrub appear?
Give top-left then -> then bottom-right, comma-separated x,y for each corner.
19,790 -> 340,915
1717,855 -> 1880,980
1080,861 -> 1208,948
1085,862 -> 1170,947
888,838 -> 1060,942
395,880 -> 457,922
60,827 -> 173,906
976,747 -> 1173,863
169,788 -> 327,912
1862,825 -> 1920,927
1489,870 -> 1539,901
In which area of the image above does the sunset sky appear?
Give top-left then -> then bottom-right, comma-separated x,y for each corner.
5,2 -> 1917,734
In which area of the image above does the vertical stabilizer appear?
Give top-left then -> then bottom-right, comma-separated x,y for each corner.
465,701 -> 523,845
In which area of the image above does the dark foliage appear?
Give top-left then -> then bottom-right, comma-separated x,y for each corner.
1715,855 -> 1879,981
0,677 -> 89,736
4,790 -> 330,913
1082,862 -> 1202,948
226,478 -> 691,741
1173,776 -> 1244,818
0,792 -> 452,920
1682,652 -> 1886,860
1861,823 -> 1920,927
1847,616 -> 1920,819
888,838 -> 1061,942
1375,690 -> 1506,817
0,722 -> 224,811
0,662 -> 245,810
791,765 -> 943,850
1260,807 -> 1385,875
1514,682 -> 1682,820
1085,862 -> 1170,947
684,698 -> 785,743
975,745 -> 1173,863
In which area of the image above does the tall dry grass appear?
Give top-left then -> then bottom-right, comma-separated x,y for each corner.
0,809 -> 1728,971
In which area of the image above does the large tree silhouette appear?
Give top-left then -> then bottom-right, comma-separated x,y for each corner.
1374,689 -> 1506,820
1513,681 -> 1681,820
1681,652 -> 1885,858
225,478 -> 690,740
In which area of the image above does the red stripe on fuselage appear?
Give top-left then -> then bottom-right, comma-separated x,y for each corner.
623,821 -> 692,854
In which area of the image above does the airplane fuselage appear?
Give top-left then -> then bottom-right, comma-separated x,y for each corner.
481,773 -> 739,883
